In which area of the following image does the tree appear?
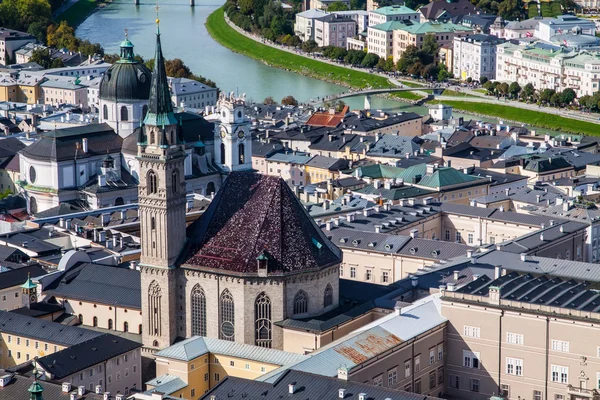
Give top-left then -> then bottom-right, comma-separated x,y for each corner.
345,49 -> 365,65
497,82 -> 509,95
361,53 -> 379,68
579,95 -> 591,110
498,0 -> 525,21
144,58 -> 216,88
383,57 -> 395,72
239,0 -> 254,14
302,40 -> 318,54
281,95 -> 298,106
78,40 -> 104,57
47,21 -> 79,51
508,82 -> 521,99
550,92 -> 561,107
396,45 -> 420,73
0,0 -> 50,32
420,33 -> 438,63
30,48 -> 63,69
27,21 -> 47,44
327,1 -> 349,10
561,88 -> 576,105
483,80 -> 496,94
523,83 -> 535,99
479,76 -> 488,85
540,88 -> 555,103
438,64 -> 451,81
376,57 -> 387,71
263,96 -> 276,105
350,0 -> 366,9
334,100 -> 346,112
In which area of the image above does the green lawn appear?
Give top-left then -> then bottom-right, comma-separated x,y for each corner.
206,7 -> 391,90
474,88 -> 488,94
398,80 -> 425,88
432,100 -> 600,136
56,0 -> 99,27
440,89 -> 477,98
389,91 -> 422,101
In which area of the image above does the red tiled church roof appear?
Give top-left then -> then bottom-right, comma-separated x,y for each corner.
180,172 -> 342,274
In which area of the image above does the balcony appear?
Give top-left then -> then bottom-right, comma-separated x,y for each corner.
566,385 -> 600,399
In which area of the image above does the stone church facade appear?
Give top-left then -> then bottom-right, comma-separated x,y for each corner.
139,21 -> 343,353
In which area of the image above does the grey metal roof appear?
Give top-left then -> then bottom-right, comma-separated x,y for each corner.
146,374 -> 188,395
36,333 -> 140,379
305,155 -> 349,171
155,336 -> 307,365
324,227 -> 411,254
207,369 -> 443,400
0,372 -> 104,400
396,237 -> 473,260
0,310 -> 102,346
44,263 -> 141,309
367,134 -> 420,159
0,265 -> 46,290
258,299 -> 445,383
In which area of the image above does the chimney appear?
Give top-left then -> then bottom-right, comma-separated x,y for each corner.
446,282 -> 456,291
375,225 -> 382,233
95,385 -> 102,394
408,198 -> 416,206
325,220 -> 332,231
410,229 -> 418,238
536,194 -> 541,203
560,225 -> 564,233
540,233 -> 545,241
374,180 -> 381,189
70,393 -> 76,400
505,188 -> 510,196
411,275 -> 418,287
100,213 -> 110,225
453,270 -> 459,281
82,138 -> 88,153
467,249 -> 473,258
98,230 -> 106,243
339,388 -> 347,398
78,386 -> 85,396
359,394 -> 367,400
288,383 -> 297,394
473,274 -> 480,281
62,383 -> 72,393
103,393 -> 111,400
520,253 -> 527,262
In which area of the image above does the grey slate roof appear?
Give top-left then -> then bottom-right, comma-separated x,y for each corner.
343,112 -> 422,133
0,265 -> 46,290
36,333 -> 141,379
0,310 -> 102,346
305,155 -> 349,171
367,134 -> 420,159
20,123 -> 122,162
208,369 -> 443,400
146,374 -> 188,395
396,237 -> 474,259
0,372 -> 103,400
43,263 -> 141,309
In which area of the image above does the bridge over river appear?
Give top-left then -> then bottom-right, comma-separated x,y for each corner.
313,87 -> 445,109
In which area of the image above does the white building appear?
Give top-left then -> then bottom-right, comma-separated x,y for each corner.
213,92 -> 252,172
367,21 -> 404,60
535,14 -> 595,42
295,9 -> 329,42
0,28 -> 35,66
453,34 -> 503,82
368,5 -> 420,27
496,42 -> 600,97
168,77 -> 218,110
331,10 -> 369,34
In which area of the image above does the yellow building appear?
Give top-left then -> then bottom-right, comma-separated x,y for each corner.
0,73 -> 43,104
0,309 -> 103,369
305,156 -> 349,185
147,336 -> 307,399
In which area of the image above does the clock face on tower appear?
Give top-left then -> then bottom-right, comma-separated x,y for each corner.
30,295 -> 36,303
237,130 -> 245,139
220,127 -> 227,139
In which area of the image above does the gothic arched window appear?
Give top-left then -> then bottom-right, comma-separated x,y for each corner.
120,106 -> 128,121
172,169 -> 179,194
148,280 -> 162,336
220,142 -> 226,165
123,322 -> 129,332
191,284 -> 206,337
147,170 -> 157,195
293,290 -> 309,314
324,284 -> 333,308
150,131 -> 155,145
255,292 -> 272,348
142,105 -> 148,120
206,182 -> 215,196
219,289 -> 235,341
103,104 -> 108,120
238,143 -> 245,165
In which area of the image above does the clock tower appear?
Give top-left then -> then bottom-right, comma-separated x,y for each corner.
22,273 -> 37,308
214,92 -> 252,172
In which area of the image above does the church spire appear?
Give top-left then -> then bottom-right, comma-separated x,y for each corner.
143,6 -> 177,128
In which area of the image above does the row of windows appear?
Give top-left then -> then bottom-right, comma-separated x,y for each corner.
82,315 -> 140,333
0,292 -> 19,301
340,266 -> 390,283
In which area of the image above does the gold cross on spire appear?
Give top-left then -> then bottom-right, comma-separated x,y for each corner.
155,1 -> 160,25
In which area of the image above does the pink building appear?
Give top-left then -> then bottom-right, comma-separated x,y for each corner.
314,14 -> 357,48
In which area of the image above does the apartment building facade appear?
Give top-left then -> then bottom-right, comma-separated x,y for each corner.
391,22 -> 473,62
442,272 -> 600,400
314,14 -> 357,48
0,28 -> 35,66
368,6 -> 420,26
496,42 -> 600,97
453,34 -> 503,82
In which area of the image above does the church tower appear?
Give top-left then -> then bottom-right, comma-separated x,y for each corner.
138,15 -> 187,350
214,93 -> 252,172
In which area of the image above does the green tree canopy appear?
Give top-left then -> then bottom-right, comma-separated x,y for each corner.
361,52 -> 379,68
327,1 -> 349,10
561,88 -> 576,105
281,95 -> 298,106
29,48 -> 64,69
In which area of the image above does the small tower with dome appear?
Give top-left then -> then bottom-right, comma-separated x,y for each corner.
214,92 -> 252,172
99,30 -> 152,138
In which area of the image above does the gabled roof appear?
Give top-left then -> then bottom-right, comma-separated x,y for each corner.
0,372 -> 103,400
43,263 -> 141,308
0,310 -> 102,346
180,172 -> 342,274
419,0 -> 476,20
36,334 -> 140,379
0,265 -> 45,290
156,336 -> 307,365
20,123 -> 122,162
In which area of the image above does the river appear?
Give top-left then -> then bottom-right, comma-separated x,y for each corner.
76,0 -> 419,112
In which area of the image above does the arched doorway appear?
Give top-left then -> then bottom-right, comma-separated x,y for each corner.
114,197 -> 124,206
206,182 -> 216,196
